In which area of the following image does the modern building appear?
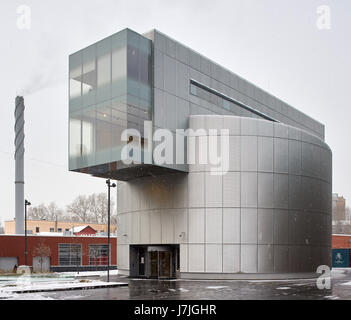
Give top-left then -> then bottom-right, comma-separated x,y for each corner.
69,28 -> 332,279
0,234 -> 117,273
4,219 -> 116,235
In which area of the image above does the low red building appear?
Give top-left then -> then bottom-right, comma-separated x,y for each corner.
0,235 -> 117,273
72,225 -> 97,236
332,234 -> 351,249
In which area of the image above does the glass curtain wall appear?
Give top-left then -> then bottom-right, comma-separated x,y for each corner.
69,29 -> 152,172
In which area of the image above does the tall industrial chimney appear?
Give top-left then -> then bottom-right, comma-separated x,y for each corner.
15,96 -> 25,234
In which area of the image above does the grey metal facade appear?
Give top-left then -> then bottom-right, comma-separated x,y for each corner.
69,28 -> 332,279
143,29 -> 325,174
117,116 -> 332,278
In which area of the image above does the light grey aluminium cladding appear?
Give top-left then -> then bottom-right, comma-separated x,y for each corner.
144,29 -> 324,137
140,29 -> 326,174
68,28 -> 332,279
117,115 -> 332,278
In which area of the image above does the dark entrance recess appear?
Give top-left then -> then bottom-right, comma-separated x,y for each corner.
130,245 -> 180,279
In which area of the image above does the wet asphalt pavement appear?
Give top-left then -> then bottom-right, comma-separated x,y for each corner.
16,268 -> 351,300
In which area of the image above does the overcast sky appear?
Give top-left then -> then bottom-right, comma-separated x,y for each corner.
0,0 -> 350,223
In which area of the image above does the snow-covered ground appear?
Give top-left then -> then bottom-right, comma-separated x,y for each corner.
0,292 -> 55,300
0,271 -> 127,300
56,269 -> 120,278
1,279 -> 126,293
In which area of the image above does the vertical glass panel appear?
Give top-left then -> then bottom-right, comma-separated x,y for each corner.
69,52 -> 82,109
112,48 -> 126,98
112,30 -> 127,99
82,60 -> 96,94
127,30 -> 140,81
70,75 -> 81,99
139,85 -> 151,108
150,252 -> 158,278
112,49 -> 126,80
127,46 -> 139,81
139,37 -> 151,86
96,100 -> 111,165
69,110 -> 81,169
97,54 -> 111,88
97,38 -> 111,103
82,45 -> 97,106
81,105 -> 96,167
159,251 -> 171,278
111,98 -> 127,161
70,67 -> 82,100
127,31 -> 140,102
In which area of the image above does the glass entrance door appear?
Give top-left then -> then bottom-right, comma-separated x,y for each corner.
138,248 -> 146,276
148,249 -> 172,278
159,251 -> 171,278
150,251 -> 158,278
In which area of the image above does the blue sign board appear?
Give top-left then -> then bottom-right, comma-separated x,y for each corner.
332,249 -> 350,268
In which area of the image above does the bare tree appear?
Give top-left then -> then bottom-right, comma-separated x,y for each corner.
97,193 -> 109,224
87,193 -> 115,224
46,202 -> 63,221
24,193 -> 116,225
111,214 -> 118,227
28,204 -> 49,220
66,195 -> 91,223
32,239 -> 51,273
88,194 -> 100,224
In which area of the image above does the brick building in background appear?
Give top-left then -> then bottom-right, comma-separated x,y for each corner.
332,194 -> 351,234
333,194 -> 346,221
0,235 -> 117,273
333,234 -> 351,249
4,220 -> 116,235
332,234 -> 351,268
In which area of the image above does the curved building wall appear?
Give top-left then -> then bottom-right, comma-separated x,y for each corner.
117,115 -> 332,279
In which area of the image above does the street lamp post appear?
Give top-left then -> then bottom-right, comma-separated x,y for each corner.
24,200 -> 31,265
106,179 -> 116,283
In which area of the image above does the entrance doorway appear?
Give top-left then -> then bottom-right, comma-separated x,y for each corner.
130,245 -> 179,279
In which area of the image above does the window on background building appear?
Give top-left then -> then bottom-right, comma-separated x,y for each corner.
89,244 -> 109,266
58,244 -> 82,266
65,229 -> 70,232
58,228 -> 62,233
36,227 -> 39,233
50,228 -> 54,232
